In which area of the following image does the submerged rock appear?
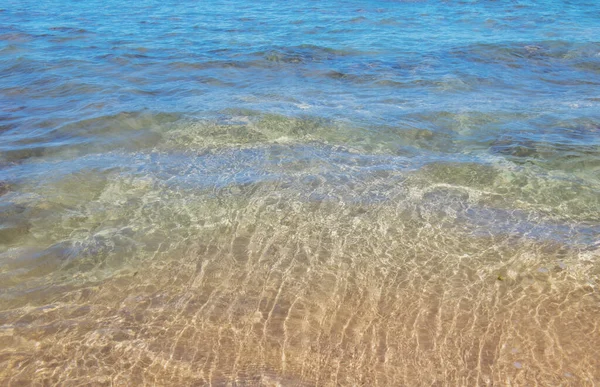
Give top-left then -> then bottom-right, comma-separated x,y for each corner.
0,181 -> 9,196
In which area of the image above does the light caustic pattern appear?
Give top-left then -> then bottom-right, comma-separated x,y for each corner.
1,116 -> 599,386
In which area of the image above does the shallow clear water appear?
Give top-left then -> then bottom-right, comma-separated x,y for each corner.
1,0 -> 600,385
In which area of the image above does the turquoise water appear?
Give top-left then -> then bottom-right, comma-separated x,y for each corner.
1,1 -> 600,385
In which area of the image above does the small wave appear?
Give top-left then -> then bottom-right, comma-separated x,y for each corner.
48,26 -> 89,34
452,41 -> 600,70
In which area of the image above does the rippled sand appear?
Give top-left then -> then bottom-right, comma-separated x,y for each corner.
1,139 -> 599,385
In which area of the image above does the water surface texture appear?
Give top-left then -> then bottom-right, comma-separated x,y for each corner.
1,0 -> 600,385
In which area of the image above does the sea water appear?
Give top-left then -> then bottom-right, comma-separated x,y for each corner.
1,0 -> 600,385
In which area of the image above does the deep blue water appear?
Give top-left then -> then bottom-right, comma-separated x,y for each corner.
1,0 -> 600,385
2,1 -> 600,126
